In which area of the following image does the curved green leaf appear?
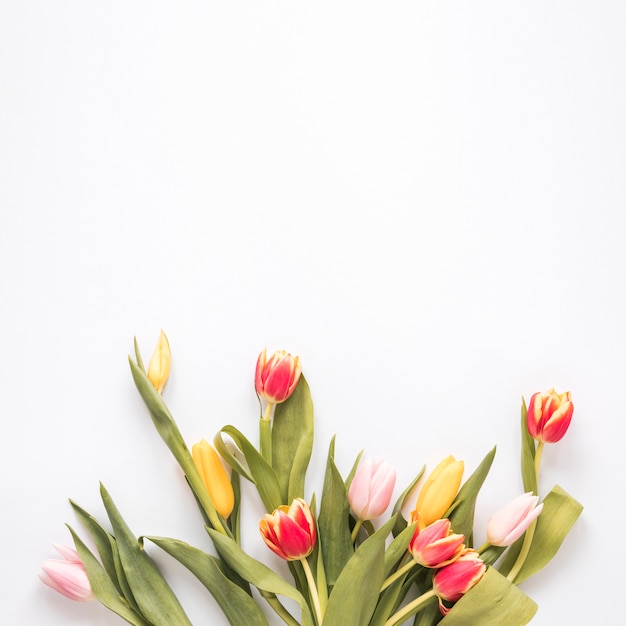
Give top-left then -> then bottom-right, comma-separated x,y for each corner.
520,398 -> 538,494
147,536 -> 269,626
214,425 -> 282,512
207,529 -> 314,626
67,526 -> 151,626
100,484 -> 193,626
391,465 -> 425,537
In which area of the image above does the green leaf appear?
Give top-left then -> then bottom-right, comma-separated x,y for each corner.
129,357 -> 225,533
100,484 -> 193,626
318,437 -> 353,586
520,398 -> 537,494
498,484 -> 583,583
272,375 -> 314,503
447,447 -> 496,544
413,599 -> 441,626
323,517 -> 396,626
67,526 -> 151,626
147,536 -> 269,626
214,425 -> 282,512
207,529 -> 315,626
439,567 -> 538,625
391,466 -> 425,536
70,500 -> 137,610
344,449 -> 364,492
384,522 -> 417,578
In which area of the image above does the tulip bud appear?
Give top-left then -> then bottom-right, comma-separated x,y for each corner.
486,492 -> 544,547
348,458 -> 396,521
527,389 -> 573,443
411,456 -> 464,529
191,439 -> 235,518
255,348 -> 302,405
147,330 -> 171,394
40,544 -> 94,602
408,519 -> 465,568
433,549 -> 485,615
260,498 -> 317,561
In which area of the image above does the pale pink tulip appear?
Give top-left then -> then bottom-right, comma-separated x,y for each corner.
348,458 -> 396,521
40,544 -> 94,602
486,492 -> 544,547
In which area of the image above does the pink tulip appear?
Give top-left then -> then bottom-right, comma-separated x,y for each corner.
348,458 -> 397,521
408,519 -> 465,568
486,492 -> 544,547
40,544 -> 94,602
433,549 -> 485,615
255,348 -> 302,405
527,389 -> 573,443
260,498 -> 317,561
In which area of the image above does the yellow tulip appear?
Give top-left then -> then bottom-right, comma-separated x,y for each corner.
147,330 -> 171,394
191,439 -> 235,518
412,455 -> 464,529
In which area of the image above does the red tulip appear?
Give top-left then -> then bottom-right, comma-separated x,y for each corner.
255,349 -> 302,405
433,549 -> 485,615
259,498 -> 316,561
527,389 -> 573,443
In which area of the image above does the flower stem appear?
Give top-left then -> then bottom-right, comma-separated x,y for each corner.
381,559 -> 416,591
259,404 -> 273,463
351,518 -> 363,543
383,589 -> 437,626
506,441 -> 544,583
476,541 -> 490,555
300,557 -> 324,625
260,590 -> 300,626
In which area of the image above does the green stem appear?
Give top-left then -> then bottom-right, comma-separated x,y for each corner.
383,589 -> 437,626
259,404 -> 273,463
380,559 -> 416,591
351,518 -> 363,543
507,441 -> 544,583
476,541 -> 490,555
300,557 -> 324,625
260,590 -> 300,626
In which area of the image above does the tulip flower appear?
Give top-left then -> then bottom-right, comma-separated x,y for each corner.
527,388 -> 573,444
40,544 -> 94,602
487,492 -> 544,547
411,456 -> 464,529
409,519 -> 465,568
260,497 -> 316,561
255,348 -> 302,407
192,439 -> 235,518
433,549 -> 485,615
348,458 -> 396,521
260,498 -> 323,623
147,330 -> 171,394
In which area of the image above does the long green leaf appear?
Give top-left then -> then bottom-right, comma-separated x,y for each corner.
447,447 -> 496,544
391,466 -> 425,537
498,485 -> 583,583
439,566 -> 537,625
318,437 -> 353,586
100,484 -> 193,626
147,537 -> 269,626
214,425 -> 282,512
384,522 -> 417,578
67,526 -> 151,626
70,500 -> 137,611
323,517 -> 396,626
207,529 -> 315,626
129,357 -> 225,533
272,375 -> 314,502
520,398 -> 537,494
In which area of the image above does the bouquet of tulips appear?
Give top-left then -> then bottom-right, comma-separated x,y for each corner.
40,332 -> 583,625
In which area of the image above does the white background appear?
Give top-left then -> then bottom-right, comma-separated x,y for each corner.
1,2 -> 625,624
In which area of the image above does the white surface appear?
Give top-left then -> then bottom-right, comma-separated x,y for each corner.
1,2 -> 625,624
